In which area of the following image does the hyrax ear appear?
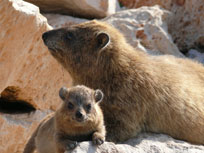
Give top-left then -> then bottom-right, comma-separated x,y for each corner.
94,89 -> 104,103
96,32 -> 110,49
59,87 -> 69,101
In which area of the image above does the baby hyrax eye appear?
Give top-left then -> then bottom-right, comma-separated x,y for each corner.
86,104 -> 91,111
67,102 -> 74,110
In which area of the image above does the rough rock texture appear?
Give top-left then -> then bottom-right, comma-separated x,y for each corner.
118,0 -> 204,53
44,6 -> 184,56
69,133 -> 204,153
43,13 -> 89,29
0,0 -> 72,110
25,0 -> 119,19
186,49 -> 204,64
118,0 -> 172,10
167,0 -> 204,53
0,0 -> 71,152
0,111 -> 51,153
104,6 -> 184,56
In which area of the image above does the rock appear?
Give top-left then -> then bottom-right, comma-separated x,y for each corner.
0,0 -> 72,111
0,0 -> 71,152
25,0 -> 119,19
118,0 -> 172,10
167,0 -> 204,53
69,133 -> 204,153
43,6 -> 183,56
118,0 -> 204,53
103,6 -> 184,56
43,13 -> 89,29
186,49 -> 204,64
0,111 -> 52,153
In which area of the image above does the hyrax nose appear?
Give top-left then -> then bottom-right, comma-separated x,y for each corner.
76,111 -> 83,119
42,32 -> 49,42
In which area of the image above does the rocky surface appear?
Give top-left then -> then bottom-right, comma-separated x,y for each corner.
103,6 -> 184,56
69,133 -> 204,153
25,0 -> 119,19
0,0 -> 72,110
186,49 -> 204,64
44,6 -> 184,56
118,0 -> 204,53
118,0 -> 172,10
0,0 -> 71,152
0,111 -> 51,153
167,0 -> 204,53
43,13 -> 89,29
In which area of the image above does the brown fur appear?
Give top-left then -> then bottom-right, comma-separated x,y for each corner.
23,85 -> 105,153
42,20 -> 204,144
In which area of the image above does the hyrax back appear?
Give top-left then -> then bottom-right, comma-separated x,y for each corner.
42,20 -> 204,144
23,85 -> 105,153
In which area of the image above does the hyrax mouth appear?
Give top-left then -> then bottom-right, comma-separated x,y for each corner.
47,47 -> 57,52
76,118 -> 85,123
73,116 -> 88,123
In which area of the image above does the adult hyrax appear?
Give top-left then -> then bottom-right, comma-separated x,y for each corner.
23,85 -> 105,153
42,20 -> 204,144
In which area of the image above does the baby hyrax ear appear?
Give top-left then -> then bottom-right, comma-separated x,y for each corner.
94,89 -> 104,103
59,87 -> 69,101
97,32 -> 110,49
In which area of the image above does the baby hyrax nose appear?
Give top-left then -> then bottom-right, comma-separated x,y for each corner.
76,111 -> 83,119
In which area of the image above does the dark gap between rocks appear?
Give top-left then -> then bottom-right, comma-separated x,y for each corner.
0,97 -> 36,114
0,86 -> 36,114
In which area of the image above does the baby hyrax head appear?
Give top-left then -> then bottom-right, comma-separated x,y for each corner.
59,85 -> 104,124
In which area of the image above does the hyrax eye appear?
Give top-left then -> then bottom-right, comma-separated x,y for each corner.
86,104 -> 91,111
66,32 -> 74,40
67,102 -> 74,110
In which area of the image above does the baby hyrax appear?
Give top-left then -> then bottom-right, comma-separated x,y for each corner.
23,85 -> 106,153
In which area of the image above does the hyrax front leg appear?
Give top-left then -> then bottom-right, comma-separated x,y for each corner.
92,125 -> 106,145
55,133 -> 78,153
105,117 -> 142,143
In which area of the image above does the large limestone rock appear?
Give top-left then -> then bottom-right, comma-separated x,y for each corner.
0,111 -> 51,153
0,0 -> 71,152
167,0 -> 204,52
43,6 -> 184,56
43,13 -> 89,29
118,0 -> 172,10
0,0 -> 72,110
69,133 -> 204,153
118,0 -> 204,53
103,6 -> 184,56
186,49 -> 204,64
25,0 -> 119,19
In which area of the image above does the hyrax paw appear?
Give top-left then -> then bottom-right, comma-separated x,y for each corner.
93,137 -> 104,145
92,134 -> 105,145
66,141 -> 78,150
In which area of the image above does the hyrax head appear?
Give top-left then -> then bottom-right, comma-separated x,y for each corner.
59,85 -> 103,124
42,20 -> 125,76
